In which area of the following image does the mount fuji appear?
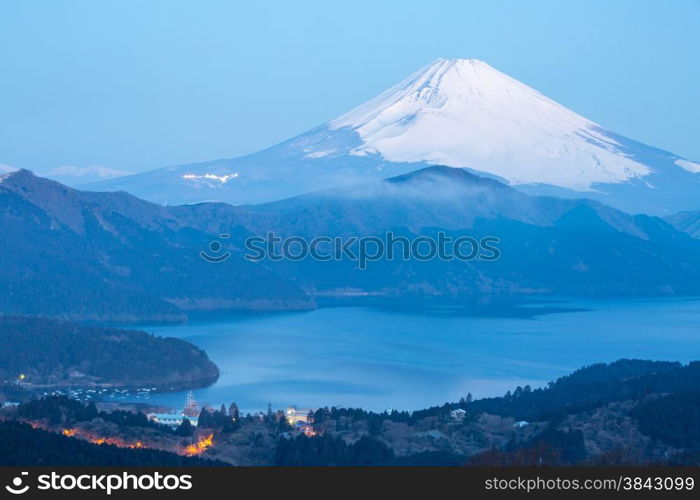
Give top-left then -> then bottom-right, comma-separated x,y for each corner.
87,58 -> 700,215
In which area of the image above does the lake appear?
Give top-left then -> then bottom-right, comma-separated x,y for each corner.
123,296 -> 700,413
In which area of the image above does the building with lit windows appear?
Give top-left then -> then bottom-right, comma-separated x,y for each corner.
285,406 -> 314,425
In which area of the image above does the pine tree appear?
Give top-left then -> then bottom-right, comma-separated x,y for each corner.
175,417 -> 194,436
198,408 -> 212,428
228,402 -> 239,421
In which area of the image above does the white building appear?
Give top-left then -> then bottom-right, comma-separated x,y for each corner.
286,406 -> 314,425
450,409 -> 467,421
147,413 -> 198,428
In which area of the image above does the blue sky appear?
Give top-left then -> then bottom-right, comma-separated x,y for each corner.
1,0 -> 699,174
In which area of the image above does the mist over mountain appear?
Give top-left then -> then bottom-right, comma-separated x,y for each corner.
41,165 -> 133,187
3,165 -> 697,321
85,59 -> 700,215
202,166 -> 700,297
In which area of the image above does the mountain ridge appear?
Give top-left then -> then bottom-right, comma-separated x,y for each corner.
3,166 -> 700,321
0,169 -> 315,321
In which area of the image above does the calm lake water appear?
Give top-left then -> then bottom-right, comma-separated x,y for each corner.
124,296 -> 700,413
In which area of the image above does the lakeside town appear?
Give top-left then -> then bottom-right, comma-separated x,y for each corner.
4,359 -> 700,466
0,389 -> 533,465
147,392 -> 319,438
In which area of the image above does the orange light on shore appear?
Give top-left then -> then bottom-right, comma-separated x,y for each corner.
184,433 -> 214,456
25,421 -> 48,430
61,427 -> 145,449
32,420 -> 154,451
90,436 -> 141,448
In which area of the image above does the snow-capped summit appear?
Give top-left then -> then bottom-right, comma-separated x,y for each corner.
328,58 -> 649,189
87,58 -> 700,214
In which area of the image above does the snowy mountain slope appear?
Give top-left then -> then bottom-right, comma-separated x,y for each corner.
328,58 -> 650,189
86,58 -> 700,214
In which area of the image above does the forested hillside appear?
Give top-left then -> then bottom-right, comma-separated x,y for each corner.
0,316 -> 219,388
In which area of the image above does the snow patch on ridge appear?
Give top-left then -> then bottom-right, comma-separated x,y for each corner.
182,173 -> 239,184
304,149 -> 336,159
675,158 -> 700,174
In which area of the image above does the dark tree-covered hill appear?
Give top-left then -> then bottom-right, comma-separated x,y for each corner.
0,315 -> 219,388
